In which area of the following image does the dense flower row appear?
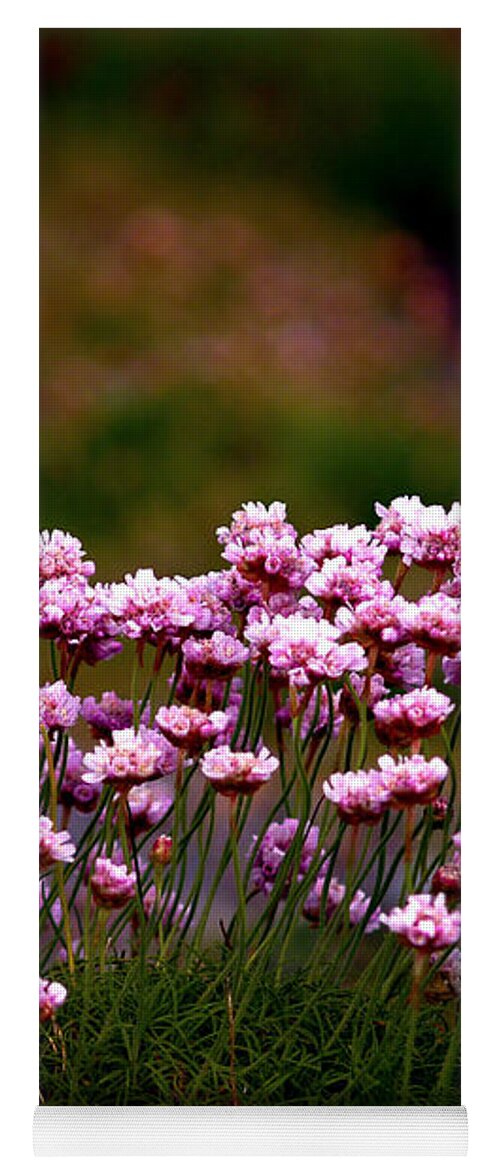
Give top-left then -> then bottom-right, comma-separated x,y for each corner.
39,497 -> 460,1021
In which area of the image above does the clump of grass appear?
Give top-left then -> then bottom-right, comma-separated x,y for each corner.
40,956 -> 459,1107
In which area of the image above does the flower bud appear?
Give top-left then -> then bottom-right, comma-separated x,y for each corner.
150,835 -> 173,866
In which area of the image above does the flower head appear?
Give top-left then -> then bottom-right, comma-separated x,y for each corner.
373,687 -> 454,747
334,583 -> 412,649
305,556 -> 381,609
349,890 -> 382,933
90,857 -> 136,909
82,727 -> 177,791
302,524 -> 385,570
59,741 -> 102,813
217,501 -> 311,590
39,816 -> 75,870
374,495 -> 425,553
378,753 -> 448,807
250,819 -> 321,896
403,593 -> 461,656
183,630 -> 249,679
39,680 -> 81,732
39,977 -> 67,1022
122,783 -> 172,833
39,529 -> 95,583
82,692 -> 141,739
266,613 -> 366,686
380,893 -> 460,950
201,745 -> 279,796
105,569 -> 198,643
323,768 -> 391,825
155,704 -> 229,752
303,874 -> 346,924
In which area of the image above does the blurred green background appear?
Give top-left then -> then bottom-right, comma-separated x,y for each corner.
40,29 -> 460,583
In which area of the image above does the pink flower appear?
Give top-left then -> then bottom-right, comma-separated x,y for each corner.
305,556 -> 381,609
155,704 -> 229,752
183,630 -> 249,679
380,893 -> 461,950
266,613 -> 366,686
378,644 -> 426,690
39,529 -> 95,583
217,501 -> 312,590
373,687 -> 454,747
39,578 -> 120,663
105,569 -> 198,642
142,887 -> 188,928
82,727 -> 177,791
323,768 -> 391,824
173,572 -> 234,634
59,741 -> 102,813
90,857 -> 136,909
121,783 -> 172,833
39,680 -> 81,731
303,874 -> 346,924
201,745 -> 279,796
403,593 -> 461,656
82,691 -> 141,739
302,524 -> 385,571
39,817 -> 75,869
250,819 -> 322,895
378,754 -> 448,807
334,583 -> 412,649
374,495 -> 425,553
349,890 -> 382,933
39,977 -> 67,1022
399,503 -> 461,571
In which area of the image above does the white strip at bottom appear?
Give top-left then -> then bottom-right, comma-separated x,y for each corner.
33,1105 -> 468,1156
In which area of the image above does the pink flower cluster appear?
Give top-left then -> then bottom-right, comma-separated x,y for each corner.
217,501 -> 312,591
375,497 -> 460,571
201,745 -> 279,796
90,857 -> 137,909
39,680 -> 81,731
380,893 -> 461,950
263,613 -> 366,687
250,819 -> 321,895
82,727 -> 177,790
39,816 -> 76,869
373,687 -> 454,746
183,630 -> 249,679
39,977 -> 67,1021
155,704 -> 228,751
39,529 -> 95,583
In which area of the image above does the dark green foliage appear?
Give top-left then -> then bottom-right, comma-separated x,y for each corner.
40,958 -> 460,1107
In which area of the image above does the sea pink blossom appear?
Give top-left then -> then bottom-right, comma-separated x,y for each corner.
155,704 -> 229,752
431,863 -> 461,898
201,745 -> 279,796
378,754 -> 448,807
39,680 -> 81,731
82,727 -> 177,790
105,569 -> 198,642
266,613 -> 366,686
39,577 -> 121,662
302,523 -> 385,570
122,783 -> 172,833
399,503 -> 461,571
90,857 -> 136,909
303,874 -> 346,924
380,893 -> 461,950
323,768 -> 391,824
306,556 -> 381,610
403,593 -> 461,656
59,741 -> 102,813
334,583 -> 412,649
39,817 -> 76,869
378,644 -> 426,690
216,501 -> 312,590
374,495 -> 425,553
39,529 -> 95,583
173,572 -> 234,634
142,887 -> 188,928
250,819 -> 322,895
39,977 -> 67,1022
349,890 -> 382,933
373,687 -> 454,746
82,692 -> 140,738
183,630 -> 249,679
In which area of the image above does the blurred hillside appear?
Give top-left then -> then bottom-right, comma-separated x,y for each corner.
40,29 -> 460,583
